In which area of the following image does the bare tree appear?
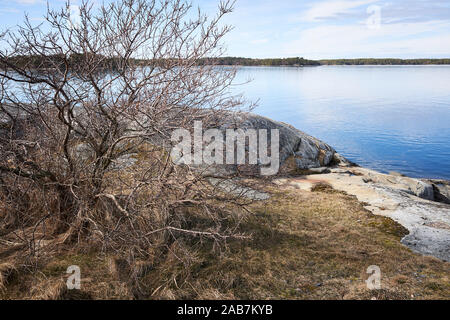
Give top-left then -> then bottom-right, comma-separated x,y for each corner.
0,0 -> 252,278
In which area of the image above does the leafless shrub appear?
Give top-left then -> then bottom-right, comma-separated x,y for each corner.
0,0 -> 253,284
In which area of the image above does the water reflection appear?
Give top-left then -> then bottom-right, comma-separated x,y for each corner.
235,65 -> 450,179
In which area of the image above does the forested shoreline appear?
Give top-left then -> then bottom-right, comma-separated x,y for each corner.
3,55 -> 450,69
201,57 -> 450,66
319,58 -> 450,65
211,57 -> 450,66
198,57 -> 321,66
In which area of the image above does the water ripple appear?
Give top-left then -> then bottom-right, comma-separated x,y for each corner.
235,66 -> 450,180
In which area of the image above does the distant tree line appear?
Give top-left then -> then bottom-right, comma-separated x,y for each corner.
198,57 -> 450,66
0,55 -> 321,69
198,57 -> 321,66
319,58 -> 450,65
3,55 -> 450,70
2,54 -> 129,71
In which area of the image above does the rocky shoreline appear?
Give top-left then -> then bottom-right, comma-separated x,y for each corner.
230,114 -> 450,262
274,166 -> 450,262
3,110 -> 449,261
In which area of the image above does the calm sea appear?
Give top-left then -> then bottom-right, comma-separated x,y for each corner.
234,65 -> 450,180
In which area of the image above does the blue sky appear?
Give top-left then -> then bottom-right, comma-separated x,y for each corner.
1,0 -> 450,59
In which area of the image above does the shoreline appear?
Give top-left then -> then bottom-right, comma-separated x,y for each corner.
224,64 -> 450,67
202,112 -> 450,262
204,57 -> 450,66
275,160 -> 450,262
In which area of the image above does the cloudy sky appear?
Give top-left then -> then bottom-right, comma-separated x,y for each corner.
1,0 -> 450,59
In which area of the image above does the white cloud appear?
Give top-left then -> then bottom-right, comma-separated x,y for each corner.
13,0 -> 42,4
0,8 -> 19,13
302,0 -> 379,22
29,17 -> 45,22
250,39 -> 269,45
283,20 -> 450,58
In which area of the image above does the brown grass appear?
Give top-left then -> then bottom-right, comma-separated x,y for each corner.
0,180 -> 449,300
0,263 -> 17,292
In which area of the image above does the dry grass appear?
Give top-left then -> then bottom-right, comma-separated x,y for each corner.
0,180 -> 449,300
164,184 -> 448,300
0,263 -> 17,292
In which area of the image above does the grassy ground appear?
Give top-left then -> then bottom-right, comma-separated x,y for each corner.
1,180 -> 449,300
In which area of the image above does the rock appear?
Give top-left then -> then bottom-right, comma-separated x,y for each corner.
333,153 -> 356,167
206,113 -> 338,176
426,180 -> 450,204
225,113 -> 337,167
168,112 -> 340,177
285,166 -> 450,261
72,143 -> 138,170
401,225 -> 450,262
389,171 -> 407,177
307,167 -> 332,174
359,170 -> 435,201
140,112 -> 341,177
403,179 -> 435,201
433,184 -> 450,204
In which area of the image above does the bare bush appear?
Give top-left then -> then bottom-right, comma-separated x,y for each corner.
0,0 -> 252,280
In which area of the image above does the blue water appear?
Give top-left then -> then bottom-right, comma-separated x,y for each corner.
234,66 -> 450,180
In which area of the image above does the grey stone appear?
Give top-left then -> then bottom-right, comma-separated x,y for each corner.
211,113 -> 338,175
404,180 -> 435,201
426,180 -> 450,204
308,167 -> 332,174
